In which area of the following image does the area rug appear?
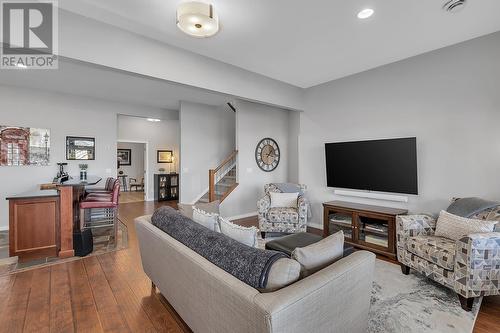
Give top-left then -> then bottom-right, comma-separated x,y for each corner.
369,259 -> 481,333
257,236 -> 480,333
0,219 -> 128,276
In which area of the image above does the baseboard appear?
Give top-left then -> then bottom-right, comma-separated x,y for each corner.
308,222 -> 323,230
0,226 -> 8,232
189,187 -> 210,205
228,211 -> 258,221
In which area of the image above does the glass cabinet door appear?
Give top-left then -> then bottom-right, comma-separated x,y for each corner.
326,209 -> 354,242
355,213 -> 390,251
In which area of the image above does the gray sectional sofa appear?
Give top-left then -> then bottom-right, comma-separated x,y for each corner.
135,215 -> 376,333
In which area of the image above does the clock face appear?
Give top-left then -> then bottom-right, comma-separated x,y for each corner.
255,138 -> 280,172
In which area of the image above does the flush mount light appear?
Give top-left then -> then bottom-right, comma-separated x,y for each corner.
147,118 -> 161,122
176,1 -> 219,38
357,8 -> 374,19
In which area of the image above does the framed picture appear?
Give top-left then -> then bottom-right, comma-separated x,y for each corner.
117,149 -> 132,166
0,126 -> 50,166
66,136 -> 95,160
157,150 -> 173,163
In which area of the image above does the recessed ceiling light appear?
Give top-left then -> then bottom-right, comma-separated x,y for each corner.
357,8 -> 374,19
177,2 -> 219,38
147,118 -> 161,122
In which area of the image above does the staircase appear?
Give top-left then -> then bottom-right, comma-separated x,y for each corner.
197,150 -> 238,204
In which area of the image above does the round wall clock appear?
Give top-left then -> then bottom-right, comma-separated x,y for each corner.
255,138 -> 280,172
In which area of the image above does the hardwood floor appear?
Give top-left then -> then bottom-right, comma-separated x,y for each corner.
0,202 -> 498,332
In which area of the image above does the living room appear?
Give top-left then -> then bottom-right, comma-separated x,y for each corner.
0,1 -> 499,332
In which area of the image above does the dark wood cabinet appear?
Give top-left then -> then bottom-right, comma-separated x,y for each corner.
323,201 -> 407,259
154,174 -> 179,201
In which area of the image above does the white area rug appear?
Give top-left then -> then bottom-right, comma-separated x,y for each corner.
369,259 -> 481,333
257,236 -> 480,333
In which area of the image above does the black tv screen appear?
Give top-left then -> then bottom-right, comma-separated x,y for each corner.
325,137 -> 418,195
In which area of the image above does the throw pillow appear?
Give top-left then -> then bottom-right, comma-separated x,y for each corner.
269,192 -> 299,208
434,210 -> 498,241
259,258 -> 301,293
291,231 -> 344,278
178,200 -> 220,219
192,208 -> 220,232
219,217 -> 258,247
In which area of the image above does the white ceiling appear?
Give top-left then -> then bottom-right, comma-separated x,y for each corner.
0,59 -> 231,110
59,0 -> 500,88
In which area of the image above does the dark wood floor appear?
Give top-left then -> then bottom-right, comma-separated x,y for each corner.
0,202 -> 498,332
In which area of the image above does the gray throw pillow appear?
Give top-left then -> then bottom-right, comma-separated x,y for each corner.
292,231 -> 344,278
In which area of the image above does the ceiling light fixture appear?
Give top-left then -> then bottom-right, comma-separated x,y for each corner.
176,1 -> 219,38
357,8 -> 374,19
147,118 -> 161,122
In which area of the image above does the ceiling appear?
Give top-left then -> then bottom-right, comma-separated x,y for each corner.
58,0 -> 500,88
0,59 -> 231,110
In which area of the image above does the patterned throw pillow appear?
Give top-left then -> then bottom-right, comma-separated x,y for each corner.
269,192 -> 299,208
434,210 -> 498,241
219,217 -> 258,247
192,208 -> 220,232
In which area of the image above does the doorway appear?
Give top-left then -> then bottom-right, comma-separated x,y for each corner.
117,141 -> 147,203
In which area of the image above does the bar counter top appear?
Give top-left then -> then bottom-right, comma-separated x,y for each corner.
6,189 -> 59,200
59,176 -> 102,186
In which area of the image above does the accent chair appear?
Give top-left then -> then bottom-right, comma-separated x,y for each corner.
257,183 -> 308,238
396,204 -> 500,311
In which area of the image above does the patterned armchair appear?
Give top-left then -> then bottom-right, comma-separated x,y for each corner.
257,183 -> 308,238
396,205 -> 500,311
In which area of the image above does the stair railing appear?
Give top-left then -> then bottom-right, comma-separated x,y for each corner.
209,150 -> 238,202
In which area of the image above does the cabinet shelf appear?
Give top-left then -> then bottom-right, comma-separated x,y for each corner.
154,173 -> 179,201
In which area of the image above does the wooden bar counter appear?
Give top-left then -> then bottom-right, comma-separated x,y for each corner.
7,176 -> 101,261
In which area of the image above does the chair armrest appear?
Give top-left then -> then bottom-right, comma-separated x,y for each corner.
455,232 -> 500,298
396,215 -> 436,238
129,178 -> 137,182
297,195 -> 308,222
257,195 -> 271,215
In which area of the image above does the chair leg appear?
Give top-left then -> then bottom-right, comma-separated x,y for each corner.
113,208 -> 118,246
458,295 -> 475,312
152,281 -> 156,290
261,232 -> 266,239
79,208 -> 86,231
400,264 -> 410,275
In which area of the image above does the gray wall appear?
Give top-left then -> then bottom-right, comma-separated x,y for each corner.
179,101 -> 236,204
221,100 -> 294,218
300,32 -> 500,228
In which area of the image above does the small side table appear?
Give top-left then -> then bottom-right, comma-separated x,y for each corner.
118,174 -> 128,192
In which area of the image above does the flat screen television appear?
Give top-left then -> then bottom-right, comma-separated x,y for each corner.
325,137 -> 418,195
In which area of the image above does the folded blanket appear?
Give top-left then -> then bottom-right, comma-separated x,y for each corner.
446,197 -> 500,218
151,206 -> 286,289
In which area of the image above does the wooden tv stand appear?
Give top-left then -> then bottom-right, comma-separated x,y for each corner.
323,201 -> 407,259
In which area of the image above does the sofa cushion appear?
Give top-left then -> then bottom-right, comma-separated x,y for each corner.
260,258 -> 301,292
406,235 -> 456,270
267,207 -> 299,223
291,231 -> 344,278
219,217 -> 258,247
435,210 -> 497,241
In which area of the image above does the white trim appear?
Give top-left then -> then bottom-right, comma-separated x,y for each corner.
334,189 -> 409,203
307,222 -> 323,230
0,226 -> 8,231
227,211 -> 258,221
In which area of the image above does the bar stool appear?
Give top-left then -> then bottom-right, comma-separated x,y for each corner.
79,180 -> 120,244
85,177 -> 115,195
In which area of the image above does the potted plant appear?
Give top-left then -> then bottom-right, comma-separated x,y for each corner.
79,164 -> 88,181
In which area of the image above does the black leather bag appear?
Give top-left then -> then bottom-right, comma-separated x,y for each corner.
73,229 -> 93,257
